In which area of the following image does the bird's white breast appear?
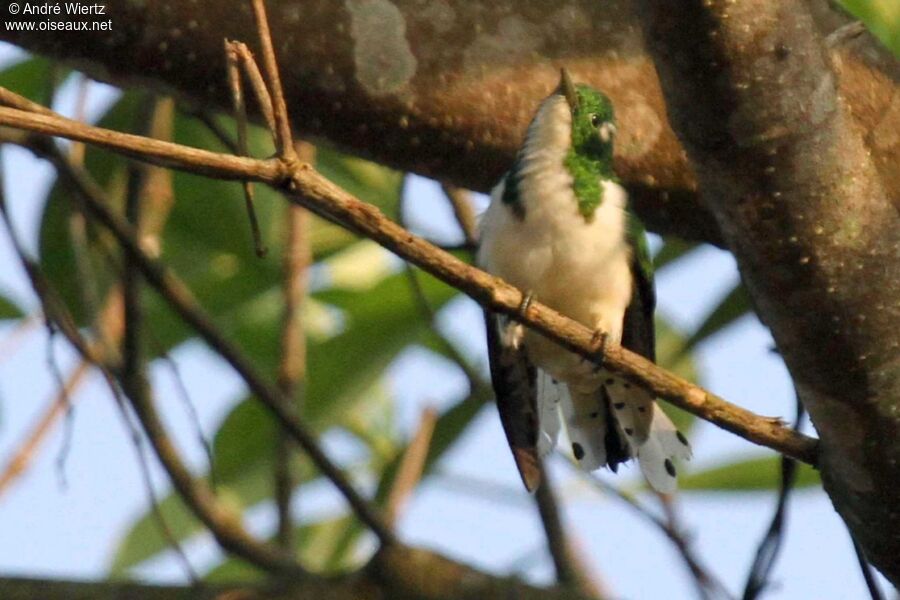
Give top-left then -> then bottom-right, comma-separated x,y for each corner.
477,96 -> 633,381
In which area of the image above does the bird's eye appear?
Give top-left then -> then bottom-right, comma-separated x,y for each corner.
590,113 -> 601,128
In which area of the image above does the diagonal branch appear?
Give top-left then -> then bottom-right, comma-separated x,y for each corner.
0,151 -> 303,576
4,1 -> 896,248
5,120 -> 397,548
0,98 -> 818,467
534,464 -> 598,595
574,465 -> 729,600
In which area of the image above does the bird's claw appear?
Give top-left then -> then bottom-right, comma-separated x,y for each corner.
589,329 -> 608,372
517,290 -> 535,318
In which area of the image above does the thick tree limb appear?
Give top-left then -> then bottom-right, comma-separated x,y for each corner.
2,1 -> 896,245
0,100 -> 818,466
634,0 -> 900,586
0,545 -> 596,600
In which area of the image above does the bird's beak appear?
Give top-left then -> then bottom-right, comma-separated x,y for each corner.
558,68 -> 579,112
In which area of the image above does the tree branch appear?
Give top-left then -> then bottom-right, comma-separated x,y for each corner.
0,544 -> 598,600
3,2 -> 897,245
3,113 -> 398,548
0,96 -> 818,468
533,465 -> 597,596
274,141 -> 314,552
0,155 -> 304,576
634,0 -> 900,585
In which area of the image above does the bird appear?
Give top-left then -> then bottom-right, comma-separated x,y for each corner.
477,69 -> 691,493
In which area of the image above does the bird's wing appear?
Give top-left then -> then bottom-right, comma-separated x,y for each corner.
621,210 -> 656,363
484,309 -> 543,491
615,211 -> 692,492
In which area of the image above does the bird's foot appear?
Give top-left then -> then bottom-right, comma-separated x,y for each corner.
589,329 -> 608,373
517,290 -> 535,318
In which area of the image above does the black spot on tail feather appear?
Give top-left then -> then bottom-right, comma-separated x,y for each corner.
572,443 -> 585,460
676,431 -> 689,446
664,459 -> 677,477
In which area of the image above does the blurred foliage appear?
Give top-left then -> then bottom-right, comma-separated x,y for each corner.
0,294 -> 23,320
677,282 -> 752,360
839,0 -> 900,55
681,456 -> 821,491
0,55 -> 54,105
0,49 -> 823,585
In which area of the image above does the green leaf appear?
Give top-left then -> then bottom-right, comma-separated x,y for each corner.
315,387 -> 490,574
39,93 -> 139,325
655,317 -> 699,433
653,238 -> 699,272
308,145 -> 404,257
0,293 -> 24,320
680,455 -> 821,491
108,455 -> 306,575
110,269 -> 459,573
676,282 -> 752,360
38,97 -> 403,348
203,513 -> 361,581
0,55 -> 55,105
839,0 -> 900,56
211,268 -> 460,498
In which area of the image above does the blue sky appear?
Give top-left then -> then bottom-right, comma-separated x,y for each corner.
0,44 -> 890,599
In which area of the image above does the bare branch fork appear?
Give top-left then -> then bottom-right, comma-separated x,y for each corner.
0,95 -> 819,466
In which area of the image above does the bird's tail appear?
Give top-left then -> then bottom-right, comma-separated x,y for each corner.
557,372 -> 691,493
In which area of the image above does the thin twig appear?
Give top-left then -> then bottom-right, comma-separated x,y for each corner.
225,40 -> 268,258
0,171 -> 198,581
121,127 -> 200,582
574,464 -> 730,600
43,322 -> 73,489
187,109 -> 240,154
274,140 -> 313,551
742,397 -> 806,600
0,360 -> 88,497
0,293 -> 122,497
12,128 -> 396,548
0,181 -> 303,576
658,494 -> 725,600
385,406 -> 438,526
221,42 -> 275,135
441,182 -> 478,247
398,183 -> 482,392
0,91 -> 819,465
533,464 -> 587,592
249,0 -> 295,160
158,349 -> 218,490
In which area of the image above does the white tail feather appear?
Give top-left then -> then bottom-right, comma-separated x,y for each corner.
602,371 -> 653,445
536,371 -> 563,457
559,387 -> 609,470
636,404 -> 692,493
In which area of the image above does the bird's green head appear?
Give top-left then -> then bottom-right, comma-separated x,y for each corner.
558,68 -> 616,167
557,69 -> 617,218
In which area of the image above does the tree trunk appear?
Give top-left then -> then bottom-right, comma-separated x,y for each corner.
2,0 -> 899,587
634,0 -> 900,586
